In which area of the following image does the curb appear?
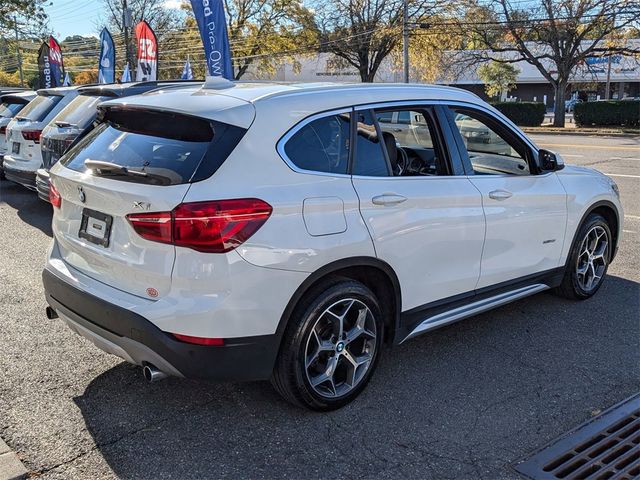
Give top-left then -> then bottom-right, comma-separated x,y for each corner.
522,128 -> 639,137
0,439 -> 27,480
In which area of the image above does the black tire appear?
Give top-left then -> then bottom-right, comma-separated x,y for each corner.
554,213 -> 612,300
271,278 -> 383,411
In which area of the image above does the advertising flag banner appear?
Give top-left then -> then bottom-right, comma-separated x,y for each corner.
135,21 -> 158,81
63,72 -> 71,86
37,41 -> 51,89
189,0 -> 233,79
98,28 -> 116,84
48,36 -> 65,87
181,58 -> 193,80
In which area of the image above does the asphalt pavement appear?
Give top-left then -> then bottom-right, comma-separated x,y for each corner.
0,133 -> 638,479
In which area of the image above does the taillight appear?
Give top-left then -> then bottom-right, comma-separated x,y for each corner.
22,129 -> 42,143
126,199 -> 272,253
126,212 -> 172,244
49,182 -> 62,208
171,333 -> 224,346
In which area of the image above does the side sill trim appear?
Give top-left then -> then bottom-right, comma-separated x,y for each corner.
400,283 -> 549,344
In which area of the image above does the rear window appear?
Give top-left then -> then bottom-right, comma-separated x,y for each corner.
52,94 -> 106,129
0,102 -> 26,119
61,108 -> 246,185
16,95 -> 62,121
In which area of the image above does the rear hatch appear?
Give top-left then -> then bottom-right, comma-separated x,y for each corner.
5,92 -> 65,167
50,102 -> 250,298
0,96 -> 31,154
41,93 -> 108,170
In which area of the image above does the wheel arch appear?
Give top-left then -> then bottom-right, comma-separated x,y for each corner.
569,200 -> 620,264
274,257 -> 402,352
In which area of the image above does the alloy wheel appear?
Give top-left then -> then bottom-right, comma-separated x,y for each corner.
576,225 -> 609,292
304,298 -> 377,398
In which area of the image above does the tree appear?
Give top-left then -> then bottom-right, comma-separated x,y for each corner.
0,0 -> 48,38
452,0 -> 640,126
224,0 -> 318,79
314,0 -> 434,82
477,60 -> 519,99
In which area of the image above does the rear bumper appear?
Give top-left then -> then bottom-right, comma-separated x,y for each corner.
43,267 -> 281,381
4,164 -> 36,190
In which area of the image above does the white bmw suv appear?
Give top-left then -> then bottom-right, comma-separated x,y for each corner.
43,81 -> 622,410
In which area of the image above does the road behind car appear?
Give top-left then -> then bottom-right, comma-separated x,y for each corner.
0,133 -> 638,479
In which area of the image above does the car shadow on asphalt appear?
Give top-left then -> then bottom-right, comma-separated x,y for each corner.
0,179 -> 52,237
71,275 -> 640,479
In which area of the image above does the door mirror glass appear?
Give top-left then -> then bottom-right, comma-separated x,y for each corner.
539,149 -> 565,171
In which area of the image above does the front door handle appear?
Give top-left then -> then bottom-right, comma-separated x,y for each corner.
488,189 -> 513,201
372,193 -> 408,206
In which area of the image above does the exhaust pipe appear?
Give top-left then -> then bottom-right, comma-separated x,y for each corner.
46,306 -> 58,319
143,364 -> 167,383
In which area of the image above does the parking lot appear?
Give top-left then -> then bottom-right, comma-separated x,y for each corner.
0,132 -> 638,479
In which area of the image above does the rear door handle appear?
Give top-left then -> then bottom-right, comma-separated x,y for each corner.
372,194 -> 408,206
488,189 -> 513,201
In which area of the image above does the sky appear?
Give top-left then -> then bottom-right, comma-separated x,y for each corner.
45,0 -> 181,41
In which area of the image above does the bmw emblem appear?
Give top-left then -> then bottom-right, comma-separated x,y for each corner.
77,186 -> 86,203
336,342 -> 345,353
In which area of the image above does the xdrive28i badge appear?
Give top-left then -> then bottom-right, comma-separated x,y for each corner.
77,186 -> 86,203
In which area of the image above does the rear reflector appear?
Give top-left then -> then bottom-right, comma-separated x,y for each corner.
172,333 -> 224,346
49,182 -> 61,208
127,198 -> 272,253
22,129 -> 42,143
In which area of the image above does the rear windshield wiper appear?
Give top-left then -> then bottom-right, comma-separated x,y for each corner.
84,159 -> 148,178
55,121 -> 77,128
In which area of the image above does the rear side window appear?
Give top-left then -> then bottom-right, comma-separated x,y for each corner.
0,102 -> 26,119
61,108 -> 245,185
16,95 -> 62,121
284,113 -> 350,174
52,95 -> 106,129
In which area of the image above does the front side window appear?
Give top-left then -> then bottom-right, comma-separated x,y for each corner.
451,108 -> 530,175
284,113 -> 350,175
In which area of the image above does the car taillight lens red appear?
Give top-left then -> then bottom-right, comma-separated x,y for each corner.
172,333 -> 224,346
49,182 -> 62,208
22,129 -> 42,143
126,199 -> 272,253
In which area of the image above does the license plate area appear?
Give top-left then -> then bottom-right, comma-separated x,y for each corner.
12,142 -> 20,154
79,208 -> 113,248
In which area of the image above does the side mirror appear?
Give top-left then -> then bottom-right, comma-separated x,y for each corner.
538,149 -> 565,171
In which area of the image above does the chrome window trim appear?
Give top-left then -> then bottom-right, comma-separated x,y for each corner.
276,107 -> 353,179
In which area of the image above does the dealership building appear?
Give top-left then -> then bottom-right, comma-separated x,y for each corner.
245,44 -> 640,108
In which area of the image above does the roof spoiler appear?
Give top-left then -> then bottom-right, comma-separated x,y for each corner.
0,94 -> 32,104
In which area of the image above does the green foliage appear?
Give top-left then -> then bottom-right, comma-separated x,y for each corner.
477,61 -> 519,98
492,102 -> 546,127
574,101 -> 640,127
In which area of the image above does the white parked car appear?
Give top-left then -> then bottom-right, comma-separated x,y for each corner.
0,90 -> 36,177
3,86 -> 80,189
43,81 -> 623,410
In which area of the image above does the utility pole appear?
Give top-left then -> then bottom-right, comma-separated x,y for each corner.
13,15 -> 24,87
402,0 -> 409,83
604,53 -> 613,100
122,0 -> 133,70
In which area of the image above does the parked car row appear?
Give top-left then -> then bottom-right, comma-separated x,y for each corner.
2,79 -> 623,410
0,81 -> 199,199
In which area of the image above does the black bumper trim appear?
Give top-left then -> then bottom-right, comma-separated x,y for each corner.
4,166 -> 36,189
42,268 -> 280,381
